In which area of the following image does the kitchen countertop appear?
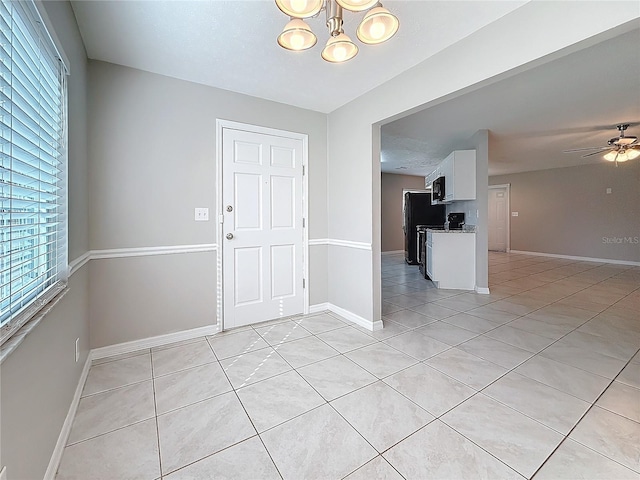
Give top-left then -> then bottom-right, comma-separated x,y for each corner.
426,228 -> 476,234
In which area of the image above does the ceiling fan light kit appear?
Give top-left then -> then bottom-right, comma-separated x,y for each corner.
564,124 -> 640,166
275,0 -> 399,63
604,149 -> 639,162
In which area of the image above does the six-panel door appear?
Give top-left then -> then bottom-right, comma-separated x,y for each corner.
222,128 -> 304,328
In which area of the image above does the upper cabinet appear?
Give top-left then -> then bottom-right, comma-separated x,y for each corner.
425,150 -> 476,204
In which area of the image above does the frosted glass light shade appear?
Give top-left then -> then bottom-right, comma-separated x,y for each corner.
356,6 -> 399,44
321,33 -> 358,62
278,19 -> 317,51
604,149 -> 639,162
627,149 -> 640,160
336,0 -> 378,12
275,0 -> 323,18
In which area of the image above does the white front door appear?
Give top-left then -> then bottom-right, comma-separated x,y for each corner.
488,186 -> 508,252
222,127 -> 305,329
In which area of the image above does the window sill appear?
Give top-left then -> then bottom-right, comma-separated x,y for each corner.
0,287 -> 69,365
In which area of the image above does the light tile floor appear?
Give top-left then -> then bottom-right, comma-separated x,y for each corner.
56,252 -> 640,479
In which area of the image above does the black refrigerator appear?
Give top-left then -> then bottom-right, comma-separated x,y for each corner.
404,192 -> 446,265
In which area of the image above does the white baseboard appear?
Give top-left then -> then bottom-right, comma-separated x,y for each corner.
381,250 -> 404,256
509,250 -> 640,267
44,353 -> 92,480
91,324 -> 219,360
308,239 -> 372,250
309,303 -> 329,314
309,302 -> 382,331
475,286 -> 491,294
326,303 -> 383,331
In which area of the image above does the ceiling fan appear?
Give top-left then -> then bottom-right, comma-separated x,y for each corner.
563,124 -> 640,165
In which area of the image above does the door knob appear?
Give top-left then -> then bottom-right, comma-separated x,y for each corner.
226,233 -> 234,240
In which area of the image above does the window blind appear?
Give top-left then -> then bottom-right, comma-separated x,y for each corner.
0,0 -> 67,345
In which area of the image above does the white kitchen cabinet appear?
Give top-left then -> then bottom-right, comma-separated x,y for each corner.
425,171 -> 435,189
426,234 -> 433,279
425,150 -> 476,204
443,150 -> 476,202
426,231 -> 475,290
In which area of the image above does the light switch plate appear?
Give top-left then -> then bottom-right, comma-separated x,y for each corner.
606,188 -> 612,194
195,208 -> 209,221
511,212 -> 519,217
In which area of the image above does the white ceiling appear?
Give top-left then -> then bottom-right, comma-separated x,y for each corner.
381,27 -> 640,176
70,0 -> 527,113
70,1 -> 639,177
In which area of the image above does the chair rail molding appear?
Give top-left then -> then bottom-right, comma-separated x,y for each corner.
68,244 -> 218,276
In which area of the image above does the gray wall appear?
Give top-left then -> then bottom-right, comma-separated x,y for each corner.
89,253 -> 217,347
0,1 -> 90,479
381,173 -> 426,252
490,161 -> 640,262
87,61 -> 328,347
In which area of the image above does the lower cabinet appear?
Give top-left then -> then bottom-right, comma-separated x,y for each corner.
426,236 -> 433,279
427,232 -> 475,290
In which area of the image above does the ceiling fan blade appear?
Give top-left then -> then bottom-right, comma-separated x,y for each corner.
581,150 -> 610,158
563,147 -> 609,153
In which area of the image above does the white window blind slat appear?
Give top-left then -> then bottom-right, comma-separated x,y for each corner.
1,163 -> 60,190
1,72 -> 60,140
1,101 -> 60,155
0,81 -> 60,141
0,0 -> 67,346
0,152 -> 61,177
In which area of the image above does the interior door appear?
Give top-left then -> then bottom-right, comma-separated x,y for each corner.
222,127 -> 304,329
488,187 -> 508,252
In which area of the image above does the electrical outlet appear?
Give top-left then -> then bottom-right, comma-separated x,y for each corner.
606,188 -> 612,194
75,338 -> 79,363
194,207 -> 209,221
512,212 -> 519,217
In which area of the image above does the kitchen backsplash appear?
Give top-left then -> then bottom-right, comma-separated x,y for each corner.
446,200 -> 478,226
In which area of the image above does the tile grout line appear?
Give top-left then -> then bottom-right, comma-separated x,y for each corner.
291,326 -> 523,478
216,334 -> 288,480
253,325 -> 423,478
61,252 -> 638,478
247,330 -> 378,478
156,336 -> 286,479
348,286 -> 530,478
149,349 -> 164,478
382,253 -> 639,477
527,349 -> 640,479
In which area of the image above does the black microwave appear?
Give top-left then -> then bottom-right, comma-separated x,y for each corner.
432,176 -> 445,201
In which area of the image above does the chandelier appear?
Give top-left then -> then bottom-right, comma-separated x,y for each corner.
275,0 -> 399,63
